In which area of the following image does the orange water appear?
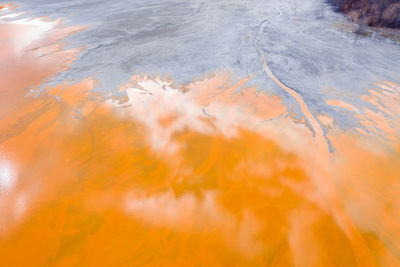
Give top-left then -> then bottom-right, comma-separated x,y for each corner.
1,11 -> 400,267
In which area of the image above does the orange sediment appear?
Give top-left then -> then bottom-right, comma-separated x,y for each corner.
0,3 -> 18,13
326,99 -> 358,112
1,8 -> 400,267
255,27 -> 378,266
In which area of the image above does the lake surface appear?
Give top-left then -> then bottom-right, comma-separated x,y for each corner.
1,1 -> 400,266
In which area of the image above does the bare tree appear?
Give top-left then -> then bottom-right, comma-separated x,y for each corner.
395,8 -> 400,42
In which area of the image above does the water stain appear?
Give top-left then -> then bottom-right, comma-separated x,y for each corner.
1,9 -> 400,267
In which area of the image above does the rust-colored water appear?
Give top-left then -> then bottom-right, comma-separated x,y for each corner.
1,9 -> 400,267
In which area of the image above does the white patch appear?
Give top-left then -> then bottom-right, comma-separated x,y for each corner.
0,159 -> 17,193
0,12 -> 26,20
6,18 -> 55,54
